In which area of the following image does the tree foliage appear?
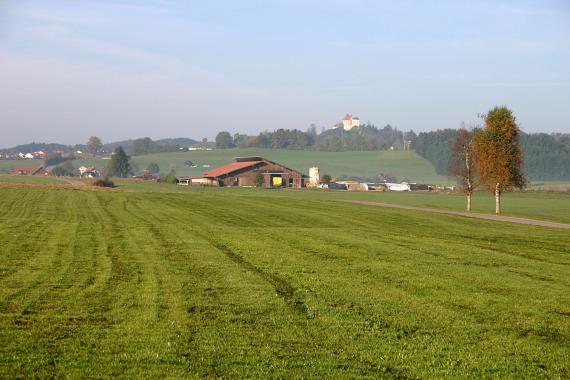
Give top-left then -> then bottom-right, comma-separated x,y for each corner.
44,152 -> 68,167
415,129 -> 570,181
215,132 -> 235,149
473,107 -> 525,192
228,125 -> 411,152
519,133 -> 570,180
50,166 -> 66,177
162,174 -> 178,184
146,162 -> 160,174
449,127 -> 477,211
106,146 -> 132,178
132,137 -> 154,156
86,136 -> 103,155
473,106 -> 525,213
414,129 -> 457,175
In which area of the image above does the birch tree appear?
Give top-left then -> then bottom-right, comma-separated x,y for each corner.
449,126 -> 477,211
473,106 -> 525,214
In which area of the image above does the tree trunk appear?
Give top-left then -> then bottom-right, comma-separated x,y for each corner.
495,183 -> 501,214
467,192 -> 472,212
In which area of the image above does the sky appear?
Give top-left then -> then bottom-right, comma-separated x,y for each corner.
0,0 -> 569,148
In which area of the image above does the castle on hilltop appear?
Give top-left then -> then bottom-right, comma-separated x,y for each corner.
341,114 -> 360,131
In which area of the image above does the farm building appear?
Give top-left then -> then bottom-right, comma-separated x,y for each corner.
178,177 -> 218,186
13,166 -> 45,176
202,157 -> 307,188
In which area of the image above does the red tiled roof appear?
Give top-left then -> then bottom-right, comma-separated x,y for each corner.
203,161 -> 261,178
343,114 -> 353,120
14,166 -> 40,172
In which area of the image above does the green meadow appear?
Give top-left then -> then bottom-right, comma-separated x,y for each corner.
0,184 -> 568,378
130,148 -> 449,184
0,148 -> 450,184
92,178 -> 570,224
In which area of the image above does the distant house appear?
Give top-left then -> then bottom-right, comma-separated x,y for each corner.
78,166 -> 100,178
202,157 -> 307,188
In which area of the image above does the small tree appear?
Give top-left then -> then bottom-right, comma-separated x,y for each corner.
132,137 -> 153,156
162,174 -> 178,184
473,106 -> 525,214
449,126 -> 478,211
86,136 -> 103,155
215,131 -> 234,149
106,146 -> 132,178
322,174 -> 332,184
51,166 -> 68,177
44,152 -> 66,166
254,173 -> 264,187
147,162 -> 160,174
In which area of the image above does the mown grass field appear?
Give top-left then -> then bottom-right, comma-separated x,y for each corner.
0,148 -> 450,184
0,184 -> 568,378
97,178 -> 570,224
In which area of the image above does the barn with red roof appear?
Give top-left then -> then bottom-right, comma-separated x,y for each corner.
202,157 -> 307,188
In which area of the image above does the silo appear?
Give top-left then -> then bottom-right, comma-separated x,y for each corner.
309,167 -> 320,187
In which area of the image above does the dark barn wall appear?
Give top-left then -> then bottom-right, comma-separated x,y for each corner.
217,161 -> 305,188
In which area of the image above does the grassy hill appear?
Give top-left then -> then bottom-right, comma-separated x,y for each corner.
0,186 -> 568,378
132,148 -> 449,184
0,149 -> 450,183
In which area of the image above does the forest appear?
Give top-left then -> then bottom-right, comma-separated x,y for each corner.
219,124 -> 416,151
414,130 -> 570,181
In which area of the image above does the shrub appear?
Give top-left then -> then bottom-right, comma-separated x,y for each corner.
162,174 -> 178,184
51,166 -> 69,177
92,178 -> 115,188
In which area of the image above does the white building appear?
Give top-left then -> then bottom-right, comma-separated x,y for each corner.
342,114 -> 360,130
308,167 -> 320,187
385,183 -> 411,192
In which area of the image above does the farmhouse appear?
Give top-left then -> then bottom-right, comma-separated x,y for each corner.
13,166 -> 45,176
79,166 -> 100,178
203,157 -> 307,188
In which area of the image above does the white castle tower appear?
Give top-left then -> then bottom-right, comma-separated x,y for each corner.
342,114 -> 360,130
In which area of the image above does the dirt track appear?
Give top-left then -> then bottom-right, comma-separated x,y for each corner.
343,200 -> 570,229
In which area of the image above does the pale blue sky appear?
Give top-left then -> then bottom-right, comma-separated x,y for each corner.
0,0 -> 569,147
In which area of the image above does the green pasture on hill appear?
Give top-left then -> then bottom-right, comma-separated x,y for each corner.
132,148 -> 450,183
0,186 -> 568,378
0,148 -> 450,184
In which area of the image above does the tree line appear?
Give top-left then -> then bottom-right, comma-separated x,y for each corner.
216,124 -> 418,151
415,128 -> 570,181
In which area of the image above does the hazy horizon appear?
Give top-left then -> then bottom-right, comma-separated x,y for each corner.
1,0 -> 569,149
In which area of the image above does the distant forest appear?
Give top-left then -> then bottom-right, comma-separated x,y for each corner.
220,126 -> 570,181
220,124 -> 416,151
1,138 -> 199,156
414,130 -> 570,181
3,127 -> 569,181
